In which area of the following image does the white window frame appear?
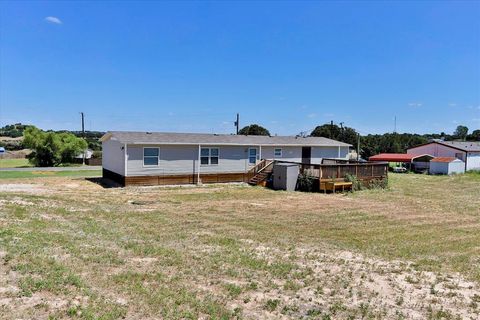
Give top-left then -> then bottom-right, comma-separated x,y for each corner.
248,147 -> 258,165
274,148 -> 282,158
143,147 -> 160,167
200,147 -> 220,166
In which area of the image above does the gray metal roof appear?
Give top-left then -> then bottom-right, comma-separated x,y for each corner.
436,141 -> 480,152
101,131 -> 352,147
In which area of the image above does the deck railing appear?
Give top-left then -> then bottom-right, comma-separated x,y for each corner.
275,160 -> 388,181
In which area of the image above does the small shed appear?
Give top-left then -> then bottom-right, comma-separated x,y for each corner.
429,157 -> 465,175
272,163 -> 299,191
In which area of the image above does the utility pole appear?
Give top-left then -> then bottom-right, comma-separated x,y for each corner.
357,133 -> 360,161
330,120 -> 334,139
234,113 -> 239,134
80,112 -> 85,165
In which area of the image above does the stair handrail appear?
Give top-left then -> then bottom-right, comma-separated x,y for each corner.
249,159 -> 274,176
257,159 -> 274,174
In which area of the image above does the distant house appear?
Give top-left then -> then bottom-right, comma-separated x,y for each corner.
429,157 -> 465,175
407,141 -> 480,171
75,149 -> 93,160
100,131 -> 351,186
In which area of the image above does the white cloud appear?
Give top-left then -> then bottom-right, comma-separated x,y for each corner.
45,16 -> 62,24
408,102 -> 422,108
449,103 -> 457,107
307,113 -> 317,119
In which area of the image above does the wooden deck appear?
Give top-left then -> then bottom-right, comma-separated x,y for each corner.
276,160 -> 389,192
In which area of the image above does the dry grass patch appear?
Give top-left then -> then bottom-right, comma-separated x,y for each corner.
0,173 -> 479,319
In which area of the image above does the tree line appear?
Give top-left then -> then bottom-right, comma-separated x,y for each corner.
238,123 -> 480,159
1,122 -> 478,166
0,123 -> 103,151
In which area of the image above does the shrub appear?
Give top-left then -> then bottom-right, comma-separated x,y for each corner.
345,174 -> 363,191
92,150 -> 103,159
297,173 -> 316,192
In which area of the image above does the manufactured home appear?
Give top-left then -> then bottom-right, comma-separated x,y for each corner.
100,131 -> 351,186
407,141 -> 480,171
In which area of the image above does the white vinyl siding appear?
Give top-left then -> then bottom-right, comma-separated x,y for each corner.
127,145 -> 249,176
466,152 -> 480,171
124,144 -> 352,177
102,139 -> 125,175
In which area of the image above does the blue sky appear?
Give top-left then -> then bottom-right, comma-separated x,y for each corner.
0,1 -> 479,135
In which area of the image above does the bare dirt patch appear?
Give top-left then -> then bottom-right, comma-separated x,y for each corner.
0,183 -> 45,194
0,174 -> 478,319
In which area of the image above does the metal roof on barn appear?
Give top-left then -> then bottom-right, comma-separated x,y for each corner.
100,131 -> 352,147
409,140 -> 480,152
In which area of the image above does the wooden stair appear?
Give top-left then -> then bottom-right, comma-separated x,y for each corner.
248,160 -> 274,186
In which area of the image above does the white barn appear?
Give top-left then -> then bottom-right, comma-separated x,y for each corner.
429,157 -> 465,175
407,141 -> 480,171
100,131 -> 351,186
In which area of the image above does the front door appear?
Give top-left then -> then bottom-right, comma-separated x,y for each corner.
302,147 -> 311,164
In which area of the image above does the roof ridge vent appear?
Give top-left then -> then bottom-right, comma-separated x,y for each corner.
146,132 -> 152,134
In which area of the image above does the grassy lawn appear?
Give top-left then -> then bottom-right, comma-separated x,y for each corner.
0,170 -> 101,179
0,158 -> 32,168
0,173 -> 478,319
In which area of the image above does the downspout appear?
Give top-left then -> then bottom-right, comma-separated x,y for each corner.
338,146 -> 341,158
259,145 -> 262,161
197,144 -> 201,185
465,151 -> 468,172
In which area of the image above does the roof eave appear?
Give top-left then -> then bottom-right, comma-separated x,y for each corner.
118,141 -> 352,147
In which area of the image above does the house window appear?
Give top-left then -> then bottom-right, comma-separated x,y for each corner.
248,148 -> 258,164
201,148 -> 219,165
143,147 -> 159,166
274,148 -> 282,157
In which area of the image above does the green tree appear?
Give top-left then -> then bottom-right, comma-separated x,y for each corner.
23,127 -> 87,167
453,125 -> 468,141
238,124 -> 270,136
310,123 -> 358,146
310,123 -> 341,140
468,129 -> 480,141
